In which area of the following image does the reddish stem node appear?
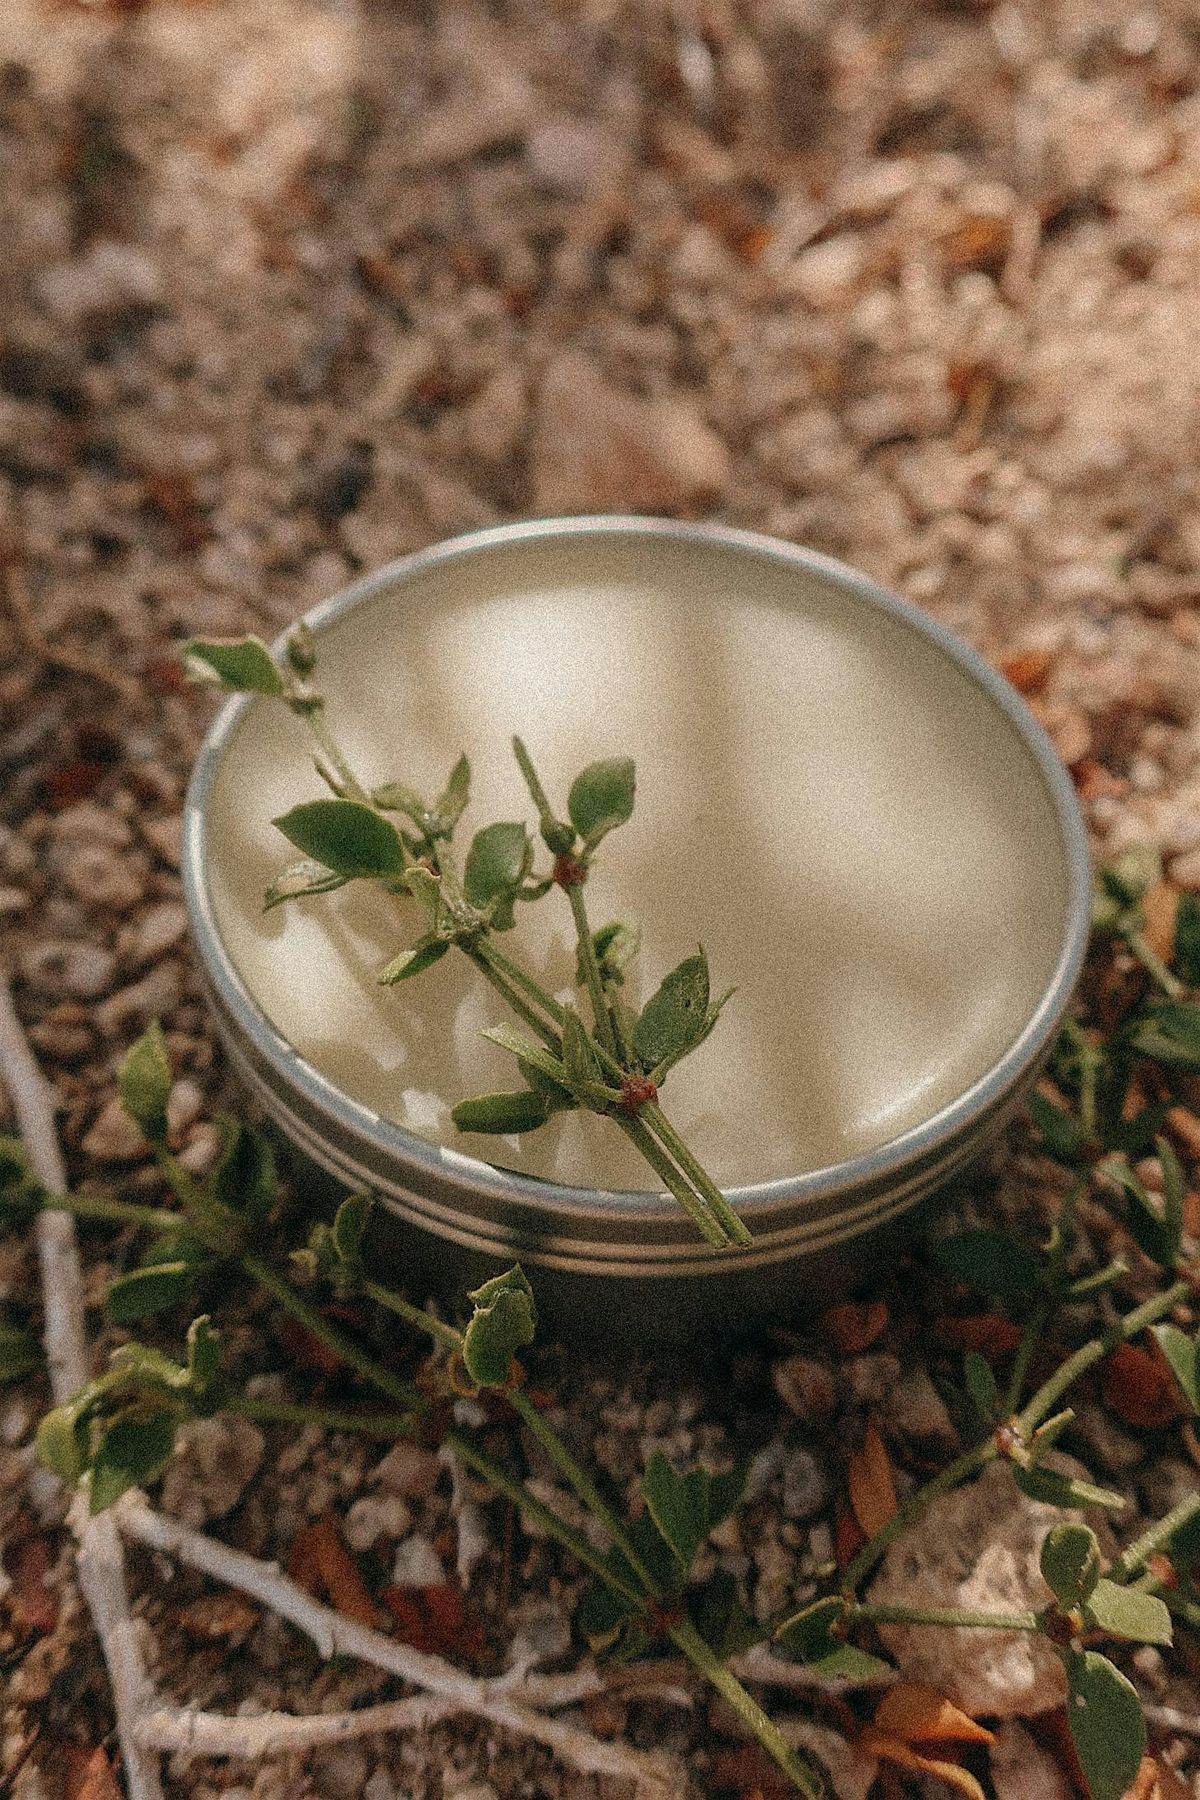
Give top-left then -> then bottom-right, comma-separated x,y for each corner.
617,1074 -> 658,1116
552,852 -> 587,888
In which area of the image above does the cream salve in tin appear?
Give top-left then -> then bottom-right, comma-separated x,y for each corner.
204,531 -> 1067,1193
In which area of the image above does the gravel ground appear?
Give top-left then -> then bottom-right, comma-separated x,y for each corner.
2,0 -> 1200,1795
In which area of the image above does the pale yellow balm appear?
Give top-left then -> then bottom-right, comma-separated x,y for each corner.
205,533 -> 1066,1192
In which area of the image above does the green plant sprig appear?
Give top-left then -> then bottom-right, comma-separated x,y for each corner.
184,634 -> 749,1249
6,1099 -> 818,1798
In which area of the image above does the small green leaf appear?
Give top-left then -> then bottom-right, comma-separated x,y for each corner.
463,822 -> 531,909
1174,891 -> 1200,985
634,953 -> 710,1070
434,755 -> 470,833
584,918 -> 641,989
1030,1408 -> 1075,1454
482,1024 -> 569,1090
692,1567 -> 762,1660
36,1404 -> 86,1485
264,858 -> 347,910
1061,1648 -> 1146,1800
105,1262 -> 195,1325
274,800 -> 408,880
1156,1135 -> 1186,1265
107,1342 -> 191,1390
1085,1578 -> 1172,1646
1030,1093 -> 1086,1165
372,781 -> 429,824
461,1265 -> 537,1387
378,938 -> 450,985
1150,1324 -> 1199,1414
451,1090 -> 553,1135
775,1597 -> 892,1682
642,1454 -> 747,1573
117,1021 -> 172,1142
1015,1465 -> 1126,1511
567,757 -> 636,846
932,1228 -> 1040,1306
90,1410 -> 180,1513
211,1121 -> 277,1232
964,1350 -> 999,1426
185,1316 -> 221,1398
332,1192 -> 372,1262
561,1008 -> 602,1090
402,865 -> 443,934
1130,1001 -> 1200,1072
644,1452 -> 711,1570
0,1319 -> 39,1385
1103,1158 -> 1178,1268
1041,1522 -> 1101,1608
183,636 -> 284,695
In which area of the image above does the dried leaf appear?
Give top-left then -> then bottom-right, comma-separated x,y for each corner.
1142,883 -> 1181,964
860,1729 -> 988,1800
999,647 -> 1054,696
1101,1341 -> 1185,1432
935,1314 -> 1023,1356
68,1748 -> 124,1800
835,1497 -> 867,1570
287,1514 -> 384,1629
821,1299 -> 888,1355
381,1583 -> 487,1661
874,1682 -> 994,1746
848,1423 -> 898,1539
8,1532 -> 58,1634
176,1591 -> 260,1642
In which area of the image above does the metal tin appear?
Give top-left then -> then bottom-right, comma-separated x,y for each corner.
182,517 -> 1091,1341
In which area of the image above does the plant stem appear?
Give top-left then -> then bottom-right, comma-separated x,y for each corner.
39,1192 -> 182,1233
617,1114 -> 730,1249
461,946 -> 562,1051
669,1615 -> 822,1800
1004,1299 -> 1049,1416
511,736 -> 560,839
1110,1494 -> 1200,1582
228,1395 -> 420,1441
295,698 -> 371,807
363,1277 -> 665,1597
849,1601 -> 1041,1632
1128,930 -> 1185,1001
641,1103 -> 751,1247
443,1427 -> 642,1602
240,1252 -> 422,1412
566,883 -> 618,1059
505,1387 -> 662,1598
845,1276 -> 1193,1592
363,1279 -> 462,1351
1014,1278 -> 1191,1434
842,1441 -> 994,1592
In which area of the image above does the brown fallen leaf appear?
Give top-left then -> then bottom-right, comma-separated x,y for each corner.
67,1748 -> 124,1800
934,1314 -> 1022,1356
873,1682 -> 994,1747
999,646 -> 1054,696
1102,1340 -> 1186,1431
859,1727 -> 987,1800
821,1299 -> 888,1355
176,1590 -> 260,1643
848,1423 -> 898,1539
287,1513 -> 384,1629
1141,882 -> 1181,964
8,1532 -> 58,1634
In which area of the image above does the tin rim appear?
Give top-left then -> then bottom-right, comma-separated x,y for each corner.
182,516 -> 1092,1245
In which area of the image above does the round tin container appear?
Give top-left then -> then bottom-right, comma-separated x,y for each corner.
182,518 -> 1091,1341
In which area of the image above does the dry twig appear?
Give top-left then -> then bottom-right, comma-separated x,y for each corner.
0,969 -> 165,1800
3,561 -> 141,703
